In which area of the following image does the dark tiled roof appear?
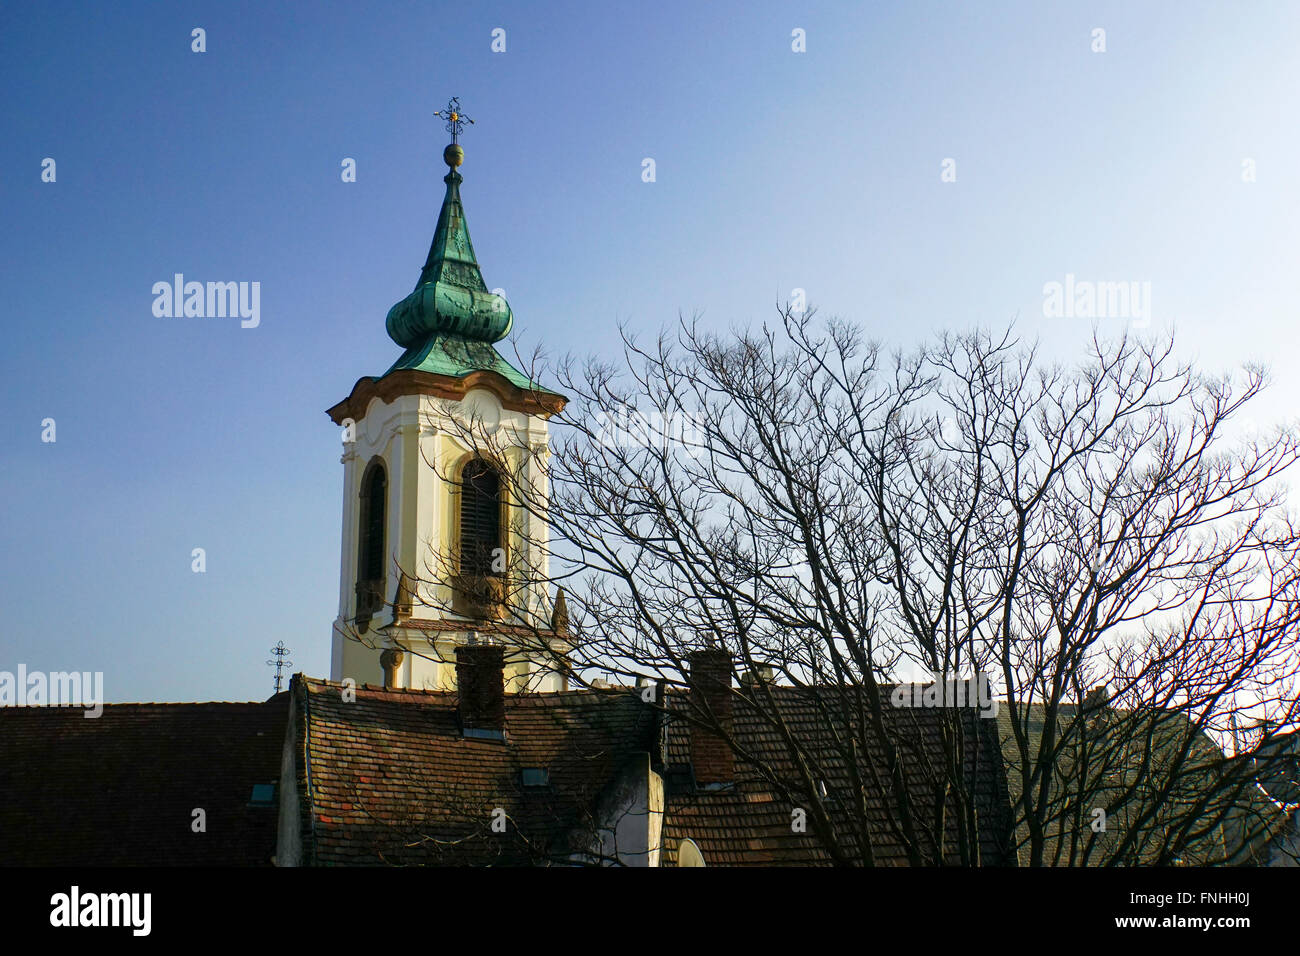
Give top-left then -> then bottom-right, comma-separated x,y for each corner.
296,677 -> 1015,867
297,677 -> 656,865
659,685 -> 1015,866
995,702 -> 1289,865
0,696 -> 288,866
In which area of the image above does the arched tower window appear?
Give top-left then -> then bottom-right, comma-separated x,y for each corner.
459,458 -> 502,577
356,459 -> 387,619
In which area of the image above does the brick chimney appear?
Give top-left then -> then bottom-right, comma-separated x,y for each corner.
688,649 -> 734,786
456,643 -> 506,739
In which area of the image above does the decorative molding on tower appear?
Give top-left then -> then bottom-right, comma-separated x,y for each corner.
393,572 -> 415,620
326,367 -> 565,425
551,587 -> 570,639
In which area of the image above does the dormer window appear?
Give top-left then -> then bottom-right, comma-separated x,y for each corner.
521,768 -> 549,788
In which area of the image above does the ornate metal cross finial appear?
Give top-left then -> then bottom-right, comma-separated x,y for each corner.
434,97 -> 475,144
266,641 -> 293,694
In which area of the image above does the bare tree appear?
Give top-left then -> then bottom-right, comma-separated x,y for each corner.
352,311 -> 1300,865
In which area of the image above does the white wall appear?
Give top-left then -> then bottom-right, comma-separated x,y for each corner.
329,385 -> 563,691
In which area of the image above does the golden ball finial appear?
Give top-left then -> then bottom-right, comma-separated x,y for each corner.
444,143 -> 464,168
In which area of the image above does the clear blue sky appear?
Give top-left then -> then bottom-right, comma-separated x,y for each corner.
2,1 -> 1298,702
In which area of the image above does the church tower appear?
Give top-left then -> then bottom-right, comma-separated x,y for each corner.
326,101 -> 570,693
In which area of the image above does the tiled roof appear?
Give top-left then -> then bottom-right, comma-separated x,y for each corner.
0,696 -> 288,866
296,676 -> 655,865
659,685 -> 1015,866
994,702 -> 1289,865
296,676 -> 1015,867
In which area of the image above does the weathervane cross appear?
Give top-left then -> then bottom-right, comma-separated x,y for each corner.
266,641 -> 293,695
434,97 -> 474,144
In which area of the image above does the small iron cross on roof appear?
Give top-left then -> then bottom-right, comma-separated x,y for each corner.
434,97 -> 475,143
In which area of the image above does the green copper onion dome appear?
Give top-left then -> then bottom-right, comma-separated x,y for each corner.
385,154 -> 512,348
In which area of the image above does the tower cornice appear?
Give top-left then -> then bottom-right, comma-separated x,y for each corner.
326,367 -> 567,426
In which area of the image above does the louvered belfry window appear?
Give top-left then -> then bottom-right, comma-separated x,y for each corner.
358,461 -> 387,588
460,459 -> 502,577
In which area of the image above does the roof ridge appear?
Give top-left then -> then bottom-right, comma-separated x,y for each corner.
301,674 -> 636,701
0,699 -> 281,709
